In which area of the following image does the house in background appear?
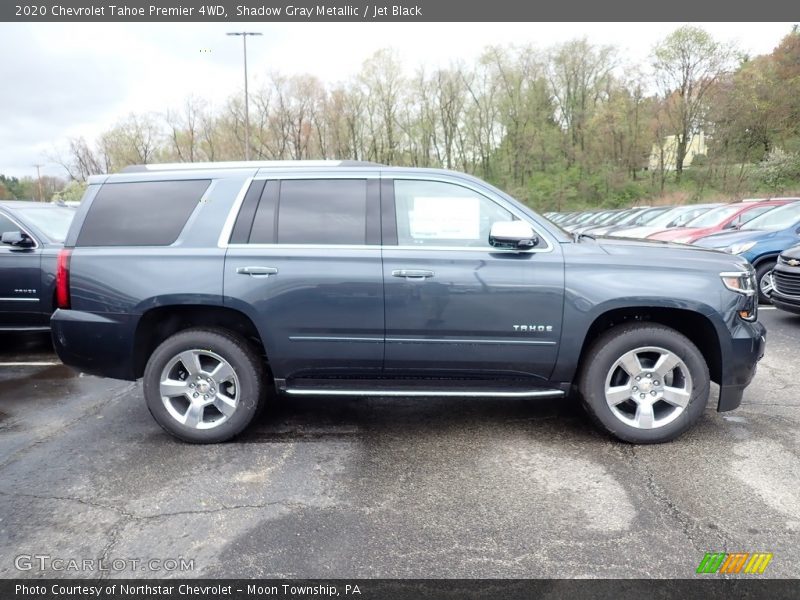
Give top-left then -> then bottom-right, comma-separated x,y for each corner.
649,131 -> 707,171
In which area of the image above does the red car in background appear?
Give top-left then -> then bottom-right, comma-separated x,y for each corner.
647,199 -> 800,244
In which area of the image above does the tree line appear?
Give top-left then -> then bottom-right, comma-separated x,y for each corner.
43,25 -> 800,210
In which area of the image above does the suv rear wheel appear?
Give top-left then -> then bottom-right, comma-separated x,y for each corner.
578,322 -> 710,444
143,328 -> 267,443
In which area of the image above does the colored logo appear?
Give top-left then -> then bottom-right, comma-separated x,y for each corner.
696,552 -> 773,574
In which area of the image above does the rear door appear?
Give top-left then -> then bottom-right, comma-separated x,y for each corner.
0,210 -> 44,328
381,176 -> 565,382
223,175 -> 384,380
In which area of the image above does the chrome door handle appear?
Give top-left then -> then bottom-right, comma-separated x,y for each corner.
392,269 -> 435,280
236,266 -> 278,278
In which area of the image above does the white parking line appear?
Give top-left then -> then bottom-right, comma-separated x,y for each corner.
760,306 -> 777,310
0,361 -> 61,367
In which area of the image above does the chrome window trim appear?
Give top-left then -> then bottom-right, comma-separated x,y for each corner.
225,243 -> 543,254
218,172 -> 555,253
0,211 -> 40,250
216,177 -> 254,248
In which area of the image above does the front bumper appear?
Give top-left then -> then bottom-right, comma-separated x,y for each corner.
717,319 -> 766,412
771,290 -> 800,315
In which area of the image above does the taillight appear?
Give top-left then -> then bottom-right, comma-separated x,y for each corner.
56,249 -> 72,309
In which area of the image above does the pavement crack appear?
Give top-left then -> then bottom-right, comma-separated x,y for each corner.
620,445 -> 737,553
0,488 -> 305,521
0,489 -> 134,519
136,500 -> 307,521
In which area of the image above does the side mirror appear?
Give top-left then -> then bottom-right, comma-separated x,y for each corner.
1,230 -> 35,248
489,221 -> 538,250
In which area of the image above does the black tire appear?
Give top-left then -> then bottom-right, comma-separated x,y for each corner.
143,327 -> 267,443
578,322 -> 710,444
755,261 -> 776,304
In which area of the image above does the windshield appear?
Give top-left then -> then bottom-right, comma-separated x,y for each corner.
605,209 -> 634,225
613,209 -> 650,226
741,202 -> 800,231
631,207 -> 670,226
646,206 -> 696,228
574,212 -> 599,224
14,207 -> 75,242
671,205 -> 718,227
595,211 -> 623,225
687,205 -> 740,228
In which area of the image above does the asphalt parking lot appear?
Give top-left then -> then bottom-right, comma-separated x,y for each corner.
1,308 -> 798,579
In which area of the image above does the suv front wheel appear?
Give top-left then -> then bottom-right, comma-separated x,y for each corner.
578,322 -> 710,444
143,328 -> 266,443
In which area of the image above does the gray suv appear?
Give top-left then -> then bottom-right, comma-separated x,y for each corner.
52,161 -> 766,444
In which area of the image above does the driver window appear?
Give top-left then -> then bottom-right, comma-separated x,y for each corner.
394,180 -> 514,247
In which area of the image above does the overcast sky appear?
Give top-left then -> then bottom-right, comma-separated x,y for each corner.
0,22 -> 794,180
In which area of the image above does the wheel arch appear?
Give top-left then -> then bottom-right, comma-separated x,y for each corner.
576,306 -> 722,386
132,305 -> 267,379
752,252 -> 779,269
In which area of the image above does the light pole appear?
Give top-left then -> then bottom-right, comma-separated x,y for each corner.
227,31 -> 262,161
34,164 -> 44,202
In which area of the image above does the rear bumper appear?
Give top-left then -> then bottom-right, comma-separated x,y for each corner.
717,319 -> 766,412
51,309 -> 138,380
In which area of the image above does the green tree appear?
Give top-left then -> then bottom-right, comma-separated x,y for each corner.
652,26 -> 738,181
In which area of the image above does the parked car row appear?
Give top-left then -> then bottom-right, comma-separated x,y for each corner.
546,197 -> 800,305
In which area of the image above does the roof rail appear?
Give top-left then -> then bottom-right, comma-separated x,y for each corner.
120,160 -> 385,173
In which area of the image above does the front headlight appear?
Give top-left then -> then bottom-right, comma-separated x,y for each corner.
720,271 -> 756,295
720,270 -> 758,320
725,241 -> 756,255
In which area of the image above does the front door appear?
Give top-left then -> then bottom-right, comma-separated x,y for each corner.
0,212 -> 44,328
223,176 -> 384,380
381,177 -> 564,382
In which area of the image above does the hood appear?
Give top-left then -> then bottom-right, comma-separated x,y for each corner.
590,236 -> 751,271
693,228 -> 773,249
781,243 -> 800,259
588,224 -> 630,236
649,227 -> 704,241
608,226 -> 670,239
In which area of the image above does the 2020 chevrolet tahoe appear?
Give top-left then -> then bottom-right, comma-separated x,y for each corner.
51,161 -> 766,444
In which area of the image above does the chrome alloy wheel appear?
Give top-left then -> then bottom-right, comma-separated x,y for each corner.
760,271 -> 774,298
603,346 -> 692,430
159,349 -> 239,430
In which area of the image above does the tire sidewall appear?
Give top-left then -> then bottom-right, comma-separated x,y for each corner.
143,329 -> 263,443
580,324 -> 710,444
756,261 -> 776,305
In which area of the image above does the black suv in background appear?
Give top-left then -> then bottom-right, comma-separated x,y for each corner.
52,161 -> 765,444
770,244 -> 800,314
0,201 -> 75,331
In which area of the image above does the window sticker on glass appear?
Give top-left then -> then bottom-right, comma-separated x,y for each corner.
408,196 -> 480,240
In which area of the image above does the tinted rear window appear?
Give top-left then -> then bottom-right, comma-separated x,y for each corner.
273,179 -> 367,245
76,180 -> 209,246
